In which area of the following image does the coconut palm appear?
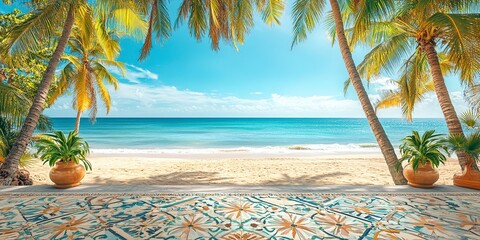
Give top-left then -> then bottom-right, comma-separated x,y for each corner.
0,0 -> 145,185
0,1 -> 84,185
347,0 -> 480,170
50,8 -> 125,132
0,0 -> 286,185
291,0 -> 407,184
371,52 -> 454,121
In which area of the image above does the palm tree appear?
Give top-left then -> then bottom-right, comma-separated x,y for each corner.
0,0 -> 144,185
349,0 -> 480,170
0,0 -> 285,185
371,53 -> 453,121
292,0 -> 407,184
50,8 -> 125,132
0,1 -> 80,185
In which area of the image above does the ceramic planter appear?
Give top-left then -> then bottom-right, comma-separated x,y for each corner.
403,162 -> 439,188
453,162 -> 480,190
49,162 -> 86,189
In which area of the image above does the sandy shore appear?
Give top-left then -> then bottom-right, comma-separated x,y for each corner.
28,154 -> 462,185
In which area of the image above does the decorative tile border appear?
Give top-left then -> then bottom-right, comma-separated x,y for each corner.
2,191 -> 479,196
0,192 -> 479,239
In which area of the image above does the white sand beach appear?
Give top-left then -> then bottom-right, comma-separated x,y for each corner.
29,153 -> 462,185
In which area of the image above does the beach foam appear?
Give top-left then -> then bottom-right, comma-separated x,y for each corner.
90,143 -> 382,156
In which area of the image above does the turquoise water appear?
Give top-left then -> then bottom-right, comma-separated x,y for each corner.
50,118 -> 448,153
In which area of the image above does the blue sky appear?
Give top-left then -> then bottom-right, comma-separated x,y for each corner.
1,3 -> 469,118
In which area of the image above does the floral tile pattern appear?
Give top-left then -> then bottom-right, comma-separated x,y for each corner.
0,192 -> 479,239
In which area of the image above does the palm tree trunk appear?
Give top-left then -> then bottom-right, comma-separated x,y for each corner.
423,42 -> 477,171
0,5 -> 76,186
75,110 -> 81,132
329,0 -> 407,184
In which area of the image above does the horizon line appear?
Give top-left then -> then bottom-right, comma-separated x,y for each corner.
47,116 -> 446,119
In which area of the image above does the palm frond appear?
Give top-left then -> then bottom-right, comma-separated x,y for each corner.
257,0 -> 285,26
49,62 -> 75,105
35,130 -> 91,170
459,109 -> 480,129
356,33 -> 414,80
447,132 -> 480,162
427,13 -> 480,83
95,0 -> 147,39
398,130 -> 447,172
466,84 -> 480,112
291,0 -> 325,48
139,0 -> 171,60
0,83 -> 32,124
0,3 -> 67,55
348,0 -> 395,47
94,15 -> 121,61
19,151 -> 36,169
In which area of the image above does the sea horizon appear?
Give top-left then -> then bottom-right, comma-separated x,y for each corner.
48,117 -> 447,119
46,117 -> 452,156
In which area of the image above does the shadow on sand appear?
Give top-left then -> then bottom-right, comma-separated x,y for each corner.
87,171 -> 350,185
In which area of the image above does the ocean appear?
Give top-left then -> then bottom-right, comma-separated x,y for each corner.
49,118 -> 449,155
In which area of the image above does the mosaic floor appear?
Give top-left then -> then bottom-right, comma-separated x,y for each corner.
0,192 -> 479,239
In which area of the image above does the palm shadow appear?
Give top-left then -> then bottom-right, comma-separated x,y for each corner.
87,171 -> 351,185
88,171 -> 230,185
260,172 -> 350,185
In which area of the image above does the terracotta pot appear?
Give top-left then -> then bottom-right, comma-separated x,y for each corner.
453,162 -> 480,190
403,162 -> 439,188
49,161 -> 86,189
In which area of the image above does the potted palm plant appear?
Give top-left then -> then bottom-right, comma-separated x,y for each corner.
36,130 -> 91,188
397,130 -> 447,188
447,131 -> 480,190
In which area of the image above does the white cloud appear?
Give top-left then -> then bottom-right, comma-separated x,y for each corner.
44,67 -> 470,118
50,102 -> 70,110
103,83 -> 363,117
45,80 -> 470,118
109,64 -> 158,84
46,83 -> 367,117
370,76 -> 397,91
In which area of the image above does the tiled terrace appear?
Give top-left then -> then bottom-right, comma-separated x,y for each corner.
0,185 -> 479,239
